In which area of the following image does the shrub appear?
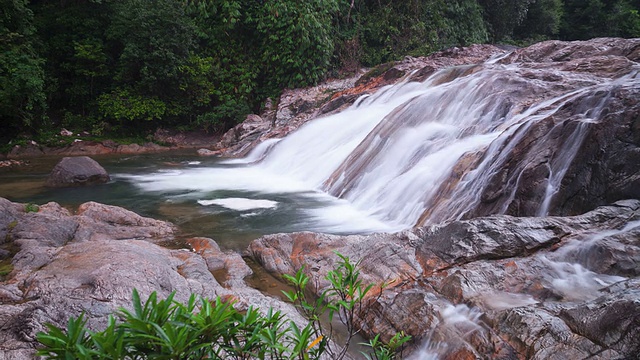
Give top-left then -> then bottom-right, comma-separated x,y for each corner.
37,253 -> 410,359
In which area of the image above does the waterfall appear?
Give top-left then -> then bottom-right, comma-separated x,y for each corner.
123,59 -> 639,233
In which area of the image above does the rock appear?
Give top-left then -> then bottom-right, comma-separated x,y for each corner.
45,156 -> 110,188
462,84 -> 640,219
499,37 -> 640,65
0,159 -> 26,168
197,148 -> 220,156
116,142 -> 164,154
218,114 -> 272,153
152,128 -> 219,148
0,198 -> 308,359
60,128 -> 73,136
559,279 -> 640,356
248,200 -> 640,359
7,143 -> 44,158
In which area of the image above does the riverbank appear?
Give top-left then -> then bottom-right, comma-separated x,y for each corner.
1,128 -> 221,162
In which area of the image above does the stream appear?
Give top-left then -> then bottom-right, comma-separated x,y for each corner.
0,150 -> 393,252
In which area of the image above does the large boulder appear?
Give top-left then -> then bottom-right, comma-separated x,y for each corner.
45,156 -> 110,187
0,198 -> 307,360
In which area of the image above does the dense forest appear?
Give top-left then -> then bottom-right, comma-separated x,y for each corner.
2,0 -> 639,146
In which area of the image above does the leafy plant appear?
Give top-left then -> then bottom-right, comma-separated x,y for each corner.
36,254 -> 410,359
282,252 -> 403,360
24,203 -> 39,213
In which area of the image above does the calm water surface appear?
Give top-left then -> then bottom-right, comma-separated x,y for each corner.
0,151 -> 380,251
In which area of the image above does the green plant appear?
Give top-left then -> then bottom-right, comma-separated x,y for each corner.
37,254 -> 409,359
0,261 -> 14,278
25,203 -> 39,213
362,332 -> 412,360
282,252 -> 405,360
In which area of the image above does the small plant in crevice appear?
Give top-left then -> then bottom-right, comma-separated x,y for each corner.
282,252 -> 409,360
36,253 -> 410,359
24,203 -> 39,213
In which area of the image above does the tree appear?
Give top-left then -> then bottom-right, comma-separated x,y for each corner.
243,0 -> 339,95
478,0 -> 535,41
0,0 -> 46,139
515,0 -> 564,41
30,0 -> 112,130
561,0 -> 640,39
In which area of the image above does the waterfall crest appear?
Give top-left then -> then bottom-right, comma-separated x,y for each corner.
255,60 -> 638,227
125,50 -> 640,233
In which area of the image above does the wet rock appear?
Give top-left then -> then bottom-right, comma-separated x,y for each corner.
218,114 -> 272,154
152,128 -> 219,148
0,198 -> 23,244
7,142 -> 44,158
196,148 -> 220,156
248,200 -> 640,359
45,156 -> 110,188
499,37 -> 640,64
559,279 -> 640,356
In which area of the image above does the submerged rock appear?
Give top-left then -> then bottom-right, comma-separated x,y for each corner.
45,156 -> 110,187
248,200 -> 640,359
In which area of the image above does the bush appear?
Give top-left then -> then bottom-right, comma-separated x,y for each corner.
37,253 -> 410,359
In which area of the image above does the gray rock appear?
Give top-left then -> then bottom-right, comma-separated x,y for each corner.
248,200 -> 640,359
0,198 -> 308,359
45,156 -> 110,187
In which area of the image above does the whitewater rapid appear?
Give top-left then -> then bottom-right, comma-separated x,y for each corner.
119,60 -> 639,234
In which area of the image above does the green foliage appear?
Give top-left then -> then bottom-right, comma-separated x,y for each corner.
515,0 -> 564,42
24,203 -> 39,213
334,0 -> 488,67
282,252 -> 402,360
561,0 -> 640,40
7,0 -> 638,147
37,254 -> 409,359
98,88 -> 167,123
250,0 -> 338,90
0,0 -> 47,139
478,0 -> 535,41
108,0 -> 195,97
362,332 -> 412,360
0,260 -> 14,279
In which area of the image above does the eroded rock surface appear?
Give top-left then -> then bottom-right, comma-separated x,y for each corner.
248,200 -> 640,359
0,198 -> 304,360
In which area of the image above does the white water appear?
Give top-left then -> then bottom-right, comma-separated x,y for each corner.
408,303 -> 485,360
122,61 -> 638,234
198,198 -> 278,211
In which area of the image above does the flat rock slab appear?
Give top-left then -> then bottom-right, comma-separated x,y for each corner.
45,156 -> 110,187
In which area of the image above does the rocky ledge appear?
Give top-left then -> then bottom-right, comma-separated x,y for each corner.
0,198 -> 304,360
1,196 -> 638,359
247,200 -> 640,359
4,129 -> 220,160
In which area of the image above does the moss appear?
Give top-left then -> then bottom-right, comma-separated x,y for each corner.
7,220 -> 18,230
355,62 -> 395,86
0,260 -> 13,280
25,203 -> 39,213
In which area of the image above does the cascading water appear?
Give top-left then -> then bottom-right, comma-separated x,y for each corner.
121,58 -> 639,235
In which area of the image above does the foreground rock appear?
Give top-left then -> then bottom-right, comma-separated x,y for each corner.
45,156 -> 110,187
0,198 -> 304,360
248,200 -> 640,359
